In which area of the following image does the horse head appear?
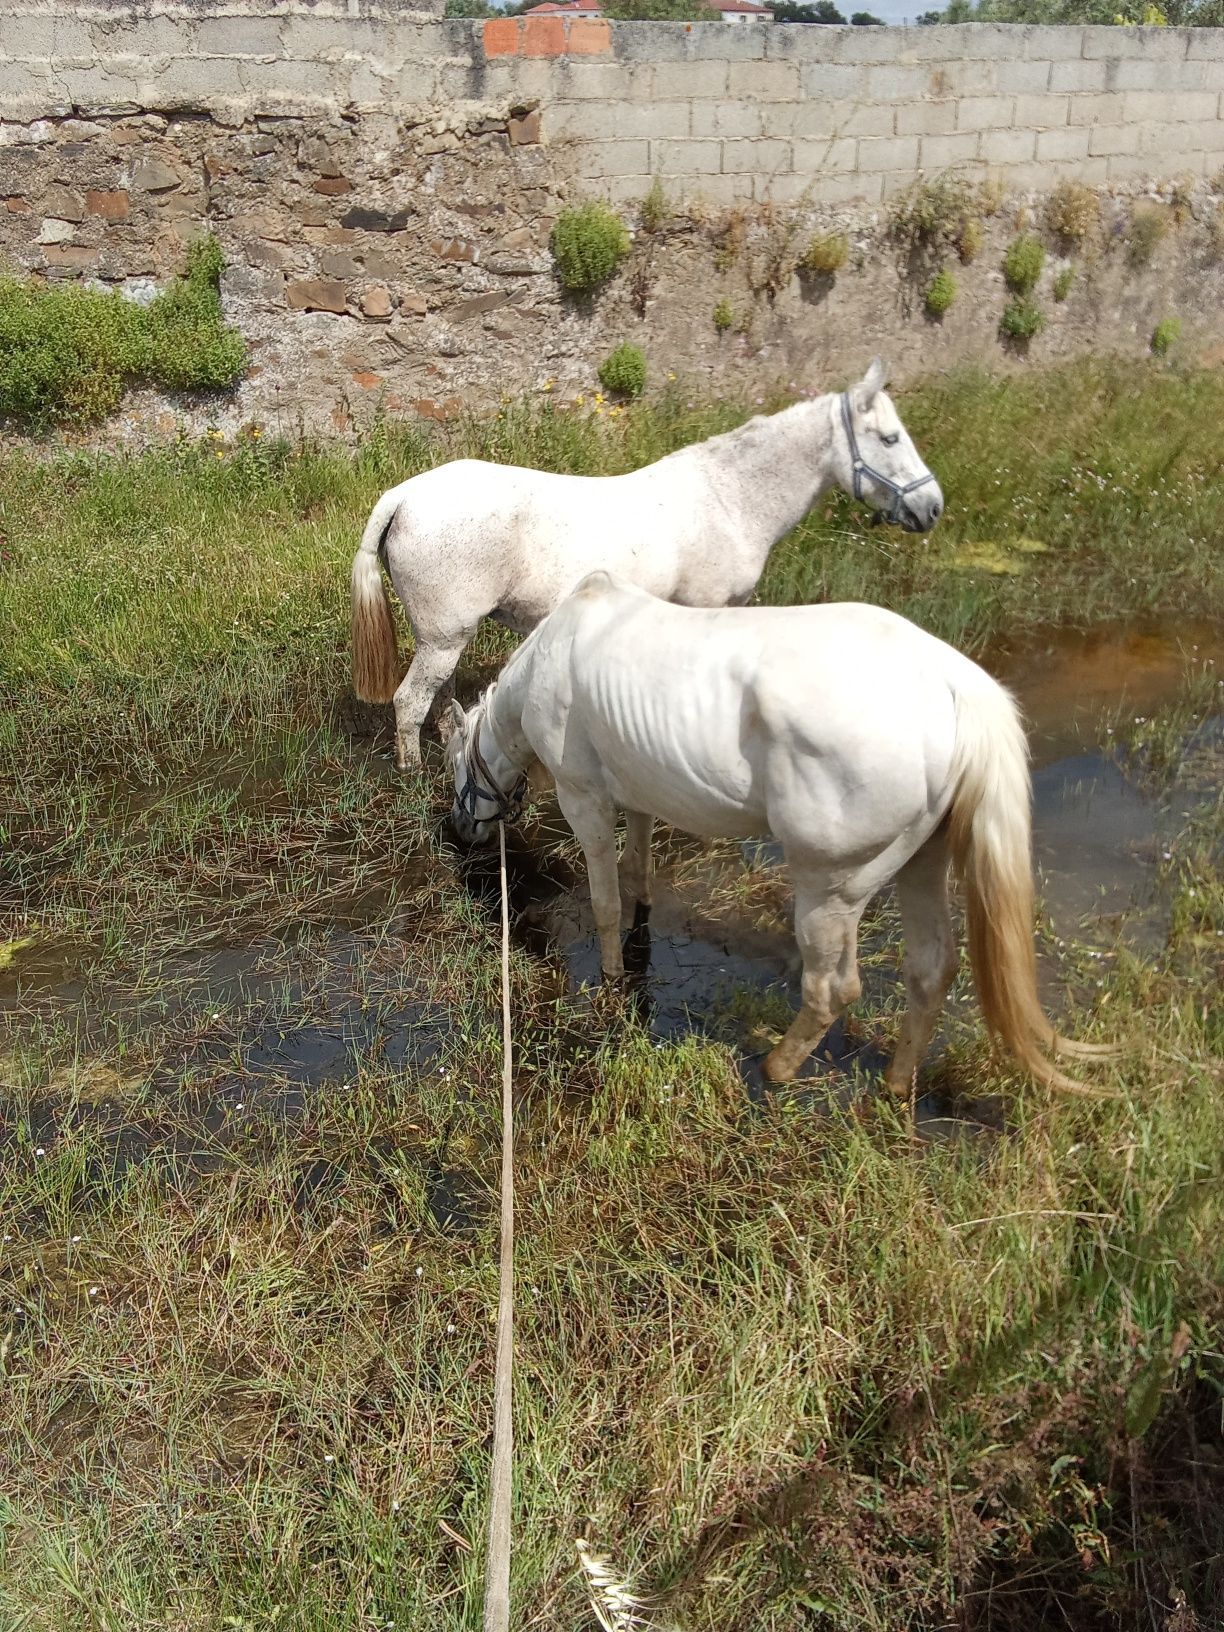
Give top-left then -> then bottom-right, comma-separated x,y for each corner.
837,358 -> 943,534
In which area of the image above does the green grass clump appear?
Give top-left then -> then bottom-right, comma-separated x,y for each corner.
549,201 -> 631,293
924,266 -> 956,317
712,297 -> 734,332
1000,295 -> 1045,342
1127,205 -> 1170,268
1003,232 -> 1045,294
1151,315 -> 1182,356
1053,264 -> 1076,302
597,342 -> 647,398
0,235 -> 245,429
798,230 -> 849,276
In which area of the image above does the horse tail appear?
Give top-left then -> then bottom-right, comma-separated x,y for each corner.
947,676 -> 1113,1097
351,491 -> 404,705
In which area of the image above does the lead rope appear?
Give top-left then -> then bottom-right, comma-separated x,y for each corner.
483,818 -> 514,1632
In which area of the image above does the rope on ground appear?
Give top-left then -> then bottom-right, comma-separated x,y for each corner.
483,818 -> 515,1632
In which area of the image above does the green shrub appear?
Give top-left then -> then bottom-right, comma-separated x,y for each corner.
1151,316 -> 1182,357
1053,265 -> 1076,302
1000,295 -> 1045,343
1004,233 -> 1045,294
1127,206 -> 1169,268
0,234 -> 245,429
798,231 -> 849,276
712,299 -> 734,333
550,202 -> 631,293
1046,180 -> 1099,245
598,342 -> 646,398
924,267 -> 956,317
640,178 -> 667,235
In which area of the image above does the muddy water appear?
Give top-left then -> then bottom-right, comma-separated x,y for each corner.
1,619 -> 1220,1144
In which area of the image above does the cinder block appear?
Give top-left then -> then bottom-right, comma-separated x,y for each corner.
863,65 -> 931,101
1034,126 -> 1089,161
918,130 -> 980,167
722,137 -> 791,173
1187,30 -> 1224,59
581,138 -> 653,177
1124,90 -> 1216,123
1017,25 -> 1079,61
651,138 -> 723,176
565,100 -> 690,141
1107,58 -> 1169,92
839,103 -> 895,137
1109,149 -> 1205,181
956,95 -> 1014,132
683,175 -> 754,209
1,13 -> 56,58
800,62 -> 867,99
694,102 -> 762,139
1087,123 -> 1139,157
792,135 -> 857,173
1068,92 -> 1127,126
92,14 -> 188,62
896,100 -> 958,136
652,59 -> 728,100
553,62 -> 647,100
1140,118 -> 1224,154
994,59 -> 1052,94
786,101 -> 838,139
1048,59 -> 1107,94
727,61 -> 801,101
978,127 -> 1036,164
1081,23 -> 1190,59
937,60 -> 999,97
805,170 -> 884,205
601,173 -> 665,204
195,17 -> 285,57
856,134 -> 920,173
1012,93 -> 1069,127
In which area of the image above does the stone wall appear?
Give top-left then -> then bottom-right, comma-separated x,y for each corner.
2,7 -> 1224,435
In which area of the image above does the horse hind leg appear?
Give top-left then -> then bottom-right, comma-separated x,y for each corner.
391,635 -> 468,772
763,888 -> 862,1084
883,828 -> 959,1097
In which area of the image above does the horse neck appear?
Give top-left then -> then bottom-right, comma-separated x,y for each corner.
482,640 -> 535,771
700,394 -> 840,555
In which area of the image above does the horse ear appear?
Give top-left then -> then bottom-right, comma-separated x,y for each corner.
450,700 -> 468,738
856,356 -> 889,409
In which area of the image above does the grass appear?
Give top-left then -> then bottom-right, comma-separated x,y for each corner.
2,362 -> 1224,1628
0,236 -> 245,430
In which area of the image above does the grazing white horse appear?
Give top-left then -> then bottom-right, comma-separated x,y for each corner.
351,358 -> 942,770
447,573 -> 1108,1095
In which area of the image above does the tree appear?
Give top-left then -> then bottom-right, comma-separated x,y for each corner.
602,0 -> 708,16
850,6 -> 884,16
768,0 -> 847,18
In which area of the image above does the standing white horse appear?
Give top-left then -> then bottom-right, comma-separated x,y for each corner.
351,359 -> 942,770
447,573 -> 1109,1095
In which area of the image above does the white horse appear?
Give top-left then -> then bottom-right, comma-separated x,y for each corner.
351,358 -> 942,770
447,573 -> 1109,1095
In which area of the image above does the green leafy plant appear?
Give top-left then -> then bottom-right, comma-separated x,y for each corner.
1127,206 -> 1169,269
924,267 -> 956,317
712,299 -> 734,333
1000,295 -> 1045,343
550,202 -> 631,293
798,231 -> 849,276
640,178 -> 668,235
890,173 -> 997,257
1046,180 -> 1100,246
1004,233 -> 1045,295
0,233 -> 245,428
598,342 -> 646,398
1053,265 -> 1076,302
1151,316 -> 1182,356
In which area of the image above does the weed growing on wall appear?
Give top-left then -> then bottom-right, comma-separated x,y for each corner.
1152,316 -> 1182,356
924,267 -> 956,317
0,234 -> 245,429
956,216 -> 984,263
1004,233 -> 1045,294
597,343 -> 646,398
550,202 -> 631,293
890,173 -> 995,259
1053,265 -> 1077,302
797,231 -> 849,276
1045,180 -> 1100,247
1000,295 -> 1045,343
712,299 -> 734,332
1127,206 -> 1170,268
640,178 -> 668,235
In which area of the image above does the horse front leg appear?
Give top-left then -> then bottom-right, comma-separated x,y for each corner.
555,783 -> 624,980
620,810 -> 654,930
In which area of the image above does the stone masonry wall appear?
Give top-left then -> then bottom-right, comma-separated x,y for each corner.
2,6 -> 1224,434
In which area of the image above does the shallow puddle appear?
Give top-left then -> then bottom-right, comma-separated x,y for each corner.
0,617 -> 1220,1145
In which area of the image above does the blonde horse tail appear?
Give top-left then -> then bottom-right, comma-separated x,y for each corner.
947,678 -> 1114,1097
351,492 -> 404,705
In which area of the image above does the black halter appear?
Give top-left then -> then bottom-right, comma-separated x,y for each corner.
840,391 -> 937,527
456,710 -> 528,824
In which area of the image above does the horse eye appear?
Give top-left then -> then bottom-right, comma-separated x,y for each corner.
881,432 -> 900,446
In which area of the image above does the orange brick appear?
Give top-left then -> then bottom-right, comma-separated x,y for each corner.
523,14 -> 566,55
482,17 -> 520,57
568,17 -> 612,54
